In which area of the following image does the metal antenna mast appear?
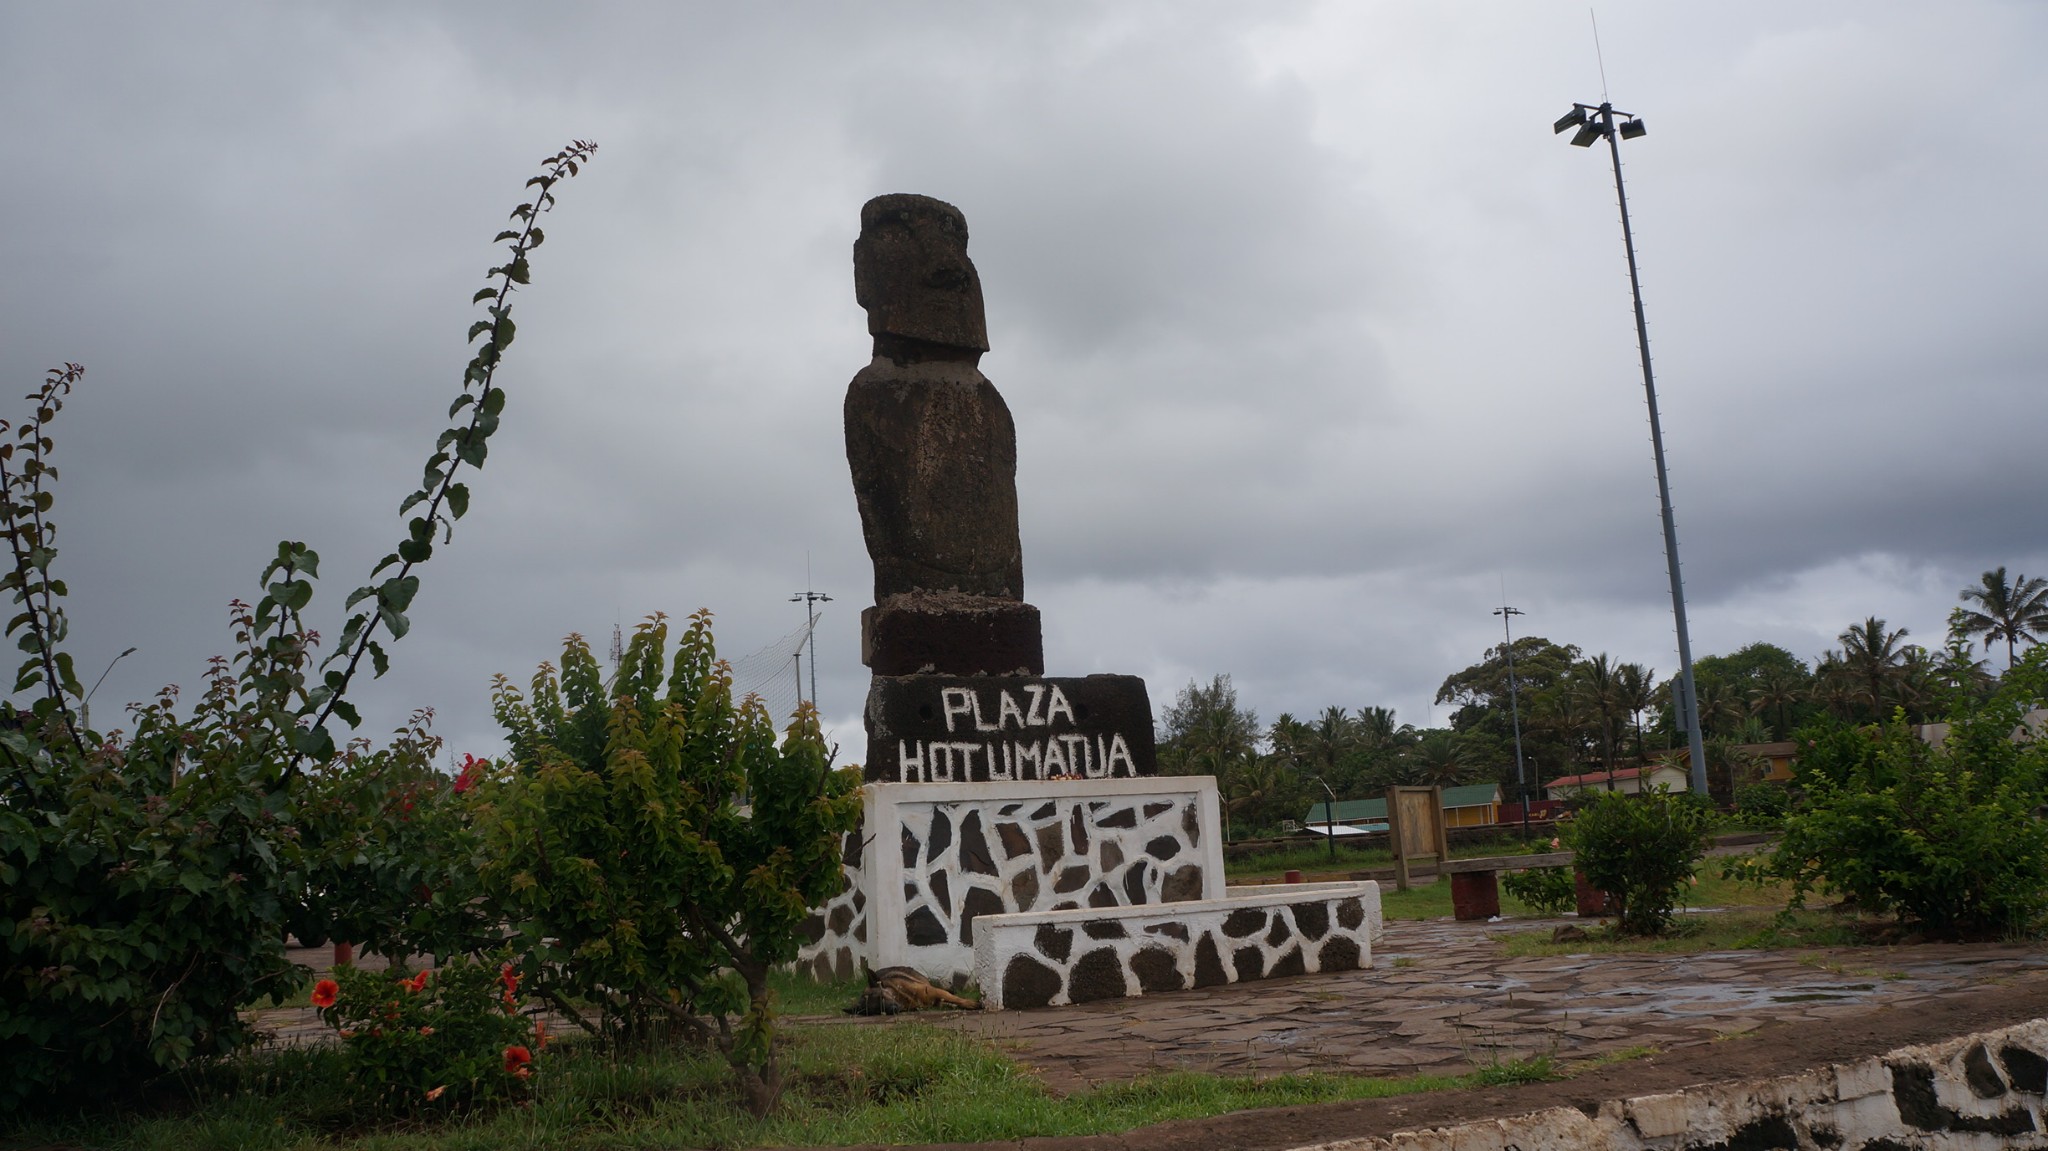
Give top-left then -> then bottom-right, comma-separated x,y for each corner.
790,583 -> 832,711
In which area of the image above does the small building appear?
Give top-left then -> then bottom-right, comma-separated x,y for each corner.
1302,784 -> 1503,834
1544,763 -> 1690,799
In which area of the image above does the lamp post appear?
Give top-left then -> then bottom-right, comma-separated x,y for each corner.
1494,606 -> 1530,835
1313,775 -> 1338,862
80,646 -> 137,734
1554,100 -> 1709,797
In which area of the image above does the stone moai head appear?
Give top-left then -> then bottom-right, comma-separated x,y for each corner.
853,193 -> 990,357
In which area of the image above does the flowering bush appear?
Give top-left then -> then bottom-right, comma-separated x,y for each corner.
315,956 -> 541,1113
1563,788 -> 1716,935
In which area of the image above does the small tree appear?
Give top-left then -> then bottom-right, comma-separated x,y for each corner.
481,610 -> 860,1115
1767,650 -> 2048,938
1563,788 -> 1716,935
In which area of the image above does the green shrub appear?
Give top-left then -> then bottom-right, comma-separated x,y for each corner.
1501,865 -> 1575,916
314,956 -> 541,1114
480,610 -> 862,1115
1767,652 -> 2048,938
1562,789 -> 1716,935
0,143 -> 594,1113
1733,782 -> 1789,824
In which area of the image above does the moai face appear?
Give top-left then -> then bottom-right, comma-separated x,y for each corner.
853,194 -> 990,355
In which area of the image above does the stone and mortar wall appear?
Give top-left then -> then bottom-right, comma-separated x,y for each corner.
974,881 -> 1382,1010
1293,1017 -> 2048,1151
798,778 -> 1226,985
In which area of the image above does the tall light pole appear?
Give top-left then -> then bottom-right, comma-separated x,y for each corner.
1494,606 -> 1530,834
790,588 -> 831,710
1554,99 -> 1709,797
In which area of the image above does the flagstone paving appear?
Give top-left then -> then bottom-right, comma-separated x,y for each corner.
249,916 -> 2048,1098
925,915 -> 2048,1093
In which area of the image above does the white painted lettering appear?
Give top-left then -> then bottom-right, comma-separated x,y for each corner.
998,689 -> 1027,731
1046,684 -> 1077,726
1023,683 -> 1047,726
930,742 -> 954,782
955,742 -> 981,774
940,687 -> 974,733
1042,737 -> 1067,775
898,739 -> 925,783
1015,742 -> 1041,779
1107,733 -> 1136,776
969,690 -> 998,733
1063,734 -> 1091,777
1088,735 -> 1108,778
991,742 -> 1011,780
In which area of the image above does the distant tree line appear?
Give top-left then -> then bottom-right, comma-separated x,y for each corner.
1155,566 -> 2048,839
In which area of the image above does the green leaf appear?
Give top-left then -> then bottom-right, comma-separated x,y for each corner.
370,552 -> 404,577
378,575 -> 420,613
344,585 -> 377,612
454,434 -> 487,469
467,320 -> 494,343
368,641 -> 389,678
379,605 -> 411,640
398,491 -> 428,517
473,287 -> 498,303
493,230 -> 520,242
396,537 -> 431,565
446,483 -> 469,519
330,700 -> 361,728
448,393 -> 477,418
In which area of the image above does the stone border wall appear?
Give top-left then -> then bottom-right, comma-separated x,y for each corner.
973,880 -> 1382,1010
1293,1017 -> 2048,1151
799,778 -> 1227,986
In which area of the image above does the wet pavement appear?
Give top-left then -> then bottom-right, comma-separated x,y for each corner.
919,915 -> 2048,1093
247,917 -> 2048,1097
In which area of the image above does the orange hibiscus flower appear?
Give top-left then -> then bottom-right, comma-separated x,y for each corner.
504,1044 -> 533,1079
310,978 -> 339,1008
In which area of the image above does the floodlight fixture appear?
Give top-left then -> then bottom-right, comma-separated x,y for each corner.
1569,121 -> 1604,147
1619,118 -> 1647,140
1553,107 -> 1588,134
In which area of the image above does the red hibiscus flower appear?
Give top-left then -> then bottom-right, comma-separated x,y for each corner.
453,754 -> 487,794
310,979 -> 339,1008
504,1045 -> 533,1078
402,970 -> 430,993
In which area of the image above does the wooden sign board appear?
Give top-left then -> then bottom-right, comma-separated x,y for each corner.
1385,785 -> 1450,891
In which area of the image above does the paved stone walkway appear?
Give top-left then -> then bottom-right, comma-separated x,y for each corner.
925,915 -> 2048,1093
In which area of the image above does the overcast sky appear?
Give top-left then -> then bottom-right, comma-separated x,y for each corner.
5,2 -> 2043,764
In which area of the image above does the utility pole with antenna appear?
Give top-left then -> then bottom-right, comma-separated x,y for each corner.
1494,604 -> 1531,835
790,583 -> 832,711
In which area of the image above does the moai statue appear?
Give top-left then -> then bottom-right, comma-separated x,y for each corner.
844,194 -> 1043,677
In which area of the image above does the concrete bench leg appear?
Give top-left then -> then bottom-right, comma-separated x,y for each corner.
1450,871 -> 1500,920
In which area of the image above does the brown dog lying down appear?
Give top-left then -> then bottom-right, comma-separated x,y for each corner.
845,965 -> 982,1015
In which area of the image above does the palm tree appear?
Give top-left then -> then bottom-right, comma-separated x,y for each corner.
1836,616 -> 1913,721
1572,654 -> 1625,789
1747,665 -> 1806,740
1615,662 -> 1657,762
1956,566 -> 2048,670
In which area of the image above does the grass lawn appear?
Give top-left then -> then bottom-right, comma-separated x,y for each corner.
10,1023 -> 1562,1150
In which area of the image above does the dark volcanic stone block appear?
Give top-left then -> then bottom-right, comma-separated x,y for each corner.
1131,949 -> 1185,993
1317,936 -> 1362,972
1145,921 -> 1190,942
1999,1045 -> 2048,1094
901,827 -> 920,868
1233,947 -> 1265,982
1096,806 -> 1137,829
996,821 -> 1032,859
1122,861 -> 1151,904
1223,909 -> 1266,938
905,906 -> 947,947
827,905 -> 853,935
1194,934 -> 1229,988
1053,865 -> 1091,894
1264,916 -> 1292,947
1003,954 -> 1062,1010
1087,882 -> 1120,908
1012,868 -> 1039,911
930,871 -> 951,916
1035,924 -> 1074,963
959,886 -> 1005,945
1182,804 -> 1200,846
1069,806 -> 1090,855
1269,947 -> 1307,979
959,812 -> 996,875
1099,840 -> 1124,873
927,809 -> 953,862
1145,835 -> 1181,861
853,888 -> 866,911
1083,919 -> 1128,940
863,674 -> 1156,781
861,596 -> 1043,677
1037,823 -> 1066,868
1161,864 -> 1204,903
1336,897 -> 1365,930
1067,948 -> 1127,1004
1291,902 -> 1330,942
800,912 -> 825,944
1965,1043 -> 2008,1098
842,827 -> 863,867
